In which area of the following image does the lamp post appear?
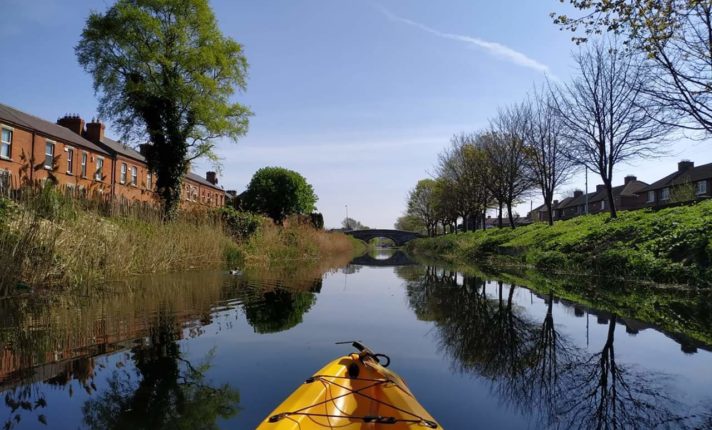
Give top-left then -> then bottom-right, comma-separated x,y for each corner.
345,204 -> 349,230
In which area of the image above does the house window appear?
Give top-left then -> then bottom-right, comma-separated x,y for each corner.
44,141 -> 55,169
95,157 -> 104,181
120,163 -> 127,184
601,200 -> 606,210
66,147 -> 74,174
696,180 -> 707,195
647,190 -> 655,203
131,166 -> 137,186
81,152 -> 88,178
661,187 -> 670,201
1,127 -> 12,159
146,172 -> 152,190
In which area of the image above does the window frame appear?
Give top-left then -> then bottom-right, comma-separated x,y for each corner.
130,166 -> 138,186
146,172 -> 152,190
0,126 -> 13,160
120,163 -> 127,184
65,146 -> 74,175
80,152 -> 88,178
95,156 -> 104,181
44,140 -> 55,169
696,180 -> 707,195
661,187 -> 671,201
647,190 -> 655,203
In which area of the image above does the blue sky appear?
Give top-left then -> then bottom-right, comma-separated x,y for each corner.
1,0 -> 711,227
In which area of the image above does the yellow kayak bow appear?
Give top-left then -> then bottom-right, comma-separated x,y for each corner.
257,342 -> 442,429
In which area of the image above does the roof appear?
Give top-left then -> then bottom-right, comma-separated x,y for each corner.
555,196 -> 574,209
560,191 -> 596,209
589,180 -> 648,203
644,163 -> 712,191
185,171 -> 223,191
98,136 -> 146,163
0,103 -> 109,155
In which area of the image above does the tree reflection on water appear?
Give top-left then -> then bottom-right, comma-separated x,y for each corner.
398,266 -> 695,429
82,310 -> 239,430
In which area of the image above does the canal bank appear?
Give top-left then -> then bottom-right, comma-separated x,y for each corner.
406,200 -> 712,287
0,192 -> 357,291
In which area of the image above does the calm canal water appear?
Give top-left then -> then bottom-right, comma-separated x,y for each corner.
1,251 -> 711,429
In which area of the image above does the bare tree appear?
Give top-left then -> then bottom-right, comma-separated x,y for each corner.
554,1 -> 712,134
552,39 -> 673,218
485,105 -> 535,228
523,88 -> 577,225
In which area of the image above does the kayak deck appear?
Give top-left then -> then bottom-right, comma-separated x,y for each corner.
257,352 -> 441,429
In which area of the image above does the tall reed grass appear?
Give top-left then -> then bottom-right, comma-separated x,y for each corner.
0,186 -> 357,291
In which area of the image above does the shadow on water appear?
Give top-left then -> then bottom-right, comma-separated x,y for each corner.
396,265 -> 707,429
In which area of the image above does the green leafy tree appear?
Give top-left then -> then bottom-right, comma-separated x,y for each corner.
76,0 -> 251,218
342,217 -> 368,230
394,214 -> 424,234
242,167 -> 317,224
407,179 -> 438,237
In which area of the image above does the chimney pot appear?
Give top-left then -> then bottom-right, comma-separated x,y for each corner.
678,160 -> 694,172
85,120 -> 105,143
206,171 -> 218,185
57,115 -> 85,136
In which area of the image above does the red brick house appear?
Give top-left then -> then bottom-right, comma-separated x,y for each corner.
0,104 -> 112,195
0,103 -> 225,208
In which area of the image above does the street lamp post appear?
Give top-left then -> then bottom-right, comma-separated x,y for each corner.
345,204 -> 349,230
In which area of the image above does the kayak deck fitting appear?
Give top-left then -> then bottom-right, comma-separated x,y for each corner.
257,342 -> 442,429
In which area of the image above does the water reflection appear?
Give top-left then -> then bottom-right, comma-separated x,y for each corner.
350,250 -> 416,267
0,257 -> 710,429
81,311 -> 239,430
399,266 -> 695,429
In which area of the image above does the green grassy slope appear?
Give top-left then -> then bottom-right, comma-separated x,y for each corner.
407,201 -> 712,286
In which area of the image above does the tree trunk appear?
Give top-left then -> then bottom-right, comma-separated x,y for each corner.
482,211 -> 487,231
604,179 -> 618,218
506,201 -> 516,229
545,199 -> 554,226
498,201 -> 503,228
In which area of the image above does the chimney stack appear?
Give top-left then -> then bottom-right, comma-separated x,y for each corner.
57,114 -> 85,136
624,175 -> 637,185
574,190 -> 583,198
596,184 -> 605,193
678,160 -> 694,172
85,120 -> 105,143
206,171 -> 218,185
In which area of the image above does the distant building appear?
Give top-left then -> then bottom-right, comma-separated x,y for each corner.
0,103 -> 225,207
528,160 -> 712,223
642,160 -> 712,207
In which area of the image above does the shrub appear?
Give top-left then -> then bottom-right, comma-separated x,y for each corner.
217,207 -> 262,240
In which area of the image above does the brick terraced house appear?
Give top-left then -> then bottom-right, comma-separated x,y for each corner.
0,103 -> 224,208
642,160 -> 712,208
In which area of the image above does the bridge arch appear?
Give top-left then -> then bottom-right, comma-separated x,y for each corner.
343,229 -> 424,246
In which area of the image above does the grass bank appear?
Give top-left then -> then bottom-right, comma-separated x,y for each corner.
407,200 -> 712,286
0,189 -> 356,292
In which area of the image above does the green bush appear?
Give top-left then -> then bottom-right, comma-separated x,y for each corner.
217,207 -> 262,240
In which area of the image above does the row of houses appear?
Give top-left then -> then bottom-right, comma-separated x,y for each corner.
529,161 -> 712,222
0,103 -> 225,208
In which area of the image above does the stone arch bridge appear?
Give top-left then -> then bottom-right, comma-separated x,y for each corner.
344,229 -> 424,246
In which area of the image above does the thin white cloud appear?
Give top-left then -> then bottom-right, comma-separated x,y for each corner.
378,5 -> 553,76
